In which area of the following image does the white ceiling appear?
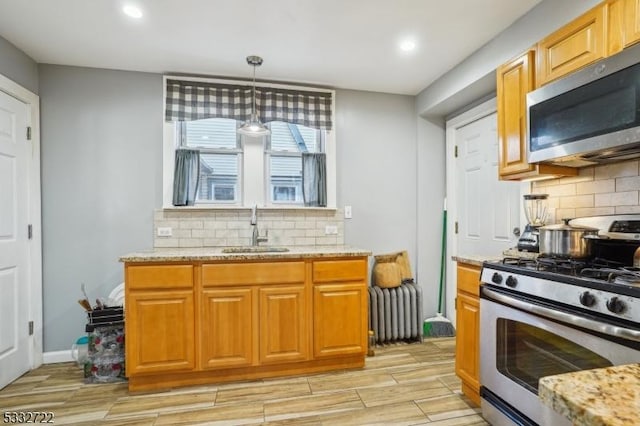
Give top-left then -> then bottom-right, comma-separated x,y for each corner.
0,0 -> 543,95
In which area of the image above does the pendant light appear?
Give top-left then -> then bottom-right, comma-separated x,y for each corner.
238,55 -> 270,137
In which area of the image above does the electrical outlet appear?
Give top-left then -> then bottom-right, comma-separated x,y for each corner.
157,227 -> 172,237
344,205 -> 352,219
325,225 -> 338,235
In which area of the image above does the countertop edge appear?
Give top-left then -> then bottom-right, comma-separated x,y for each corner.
538,363 -> 640,426
120,246 -> 372,262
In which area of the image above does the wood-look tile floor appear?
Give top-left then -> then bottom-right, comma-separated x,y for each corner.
0,338 -> 487,425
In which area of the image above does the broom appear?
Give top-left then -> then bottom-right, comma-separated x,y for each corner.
423,199 -> 456,337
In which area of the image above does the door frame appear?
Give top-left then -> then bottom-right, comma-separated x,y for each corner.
0,73 -> 43,369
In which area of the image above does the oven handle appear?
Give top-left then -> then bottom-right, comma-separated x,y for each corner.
482,287 -> 640,343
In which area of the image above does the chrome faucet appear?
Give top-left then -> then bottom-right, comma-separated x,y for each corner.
250,204 -> 268,246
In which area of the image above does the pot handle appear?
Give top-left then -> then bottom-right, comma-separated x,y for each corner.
582,234 -> 609,240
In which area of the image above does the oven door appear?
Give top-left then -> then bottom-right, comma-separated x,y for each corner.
480,286 -> 640,426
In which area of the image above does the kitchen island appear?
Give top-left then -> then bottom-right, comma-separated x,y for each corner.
539,363 -> 640,426
120,246 -> 371,392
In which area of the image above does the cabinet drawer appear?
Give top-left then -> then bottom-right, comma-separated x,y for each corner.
313,259 -> 367,283
202,261 -> 305,286
126,264 -> 193,290
457,263 -> 481,296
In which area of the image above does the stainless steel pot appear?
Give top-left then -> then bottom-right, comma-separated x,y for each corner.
539,219 -> 599,258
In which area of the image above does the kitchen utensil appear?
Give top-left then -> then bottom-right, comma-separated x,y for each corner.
634,247 -> 640,267
539,219 -> 599,258
518,194 -> 549,252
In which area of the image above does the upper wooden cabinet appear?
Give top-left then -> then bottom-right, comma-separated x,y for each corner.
625,0 -> 640,47
496,50 -> 578,180
536,4 -> 607,87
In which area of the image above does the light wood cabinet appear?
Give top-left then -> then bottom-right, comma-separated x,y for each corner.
496,50 -> 578,180
455,262 -> 481,405
536,4 -> 607,87
125,256 -> 368,392
625,0 -> 640,46
200,287 -> 256,369
312,259 -> 368,358
125,265 -> 196,376
313,283 -> 368,357
259,285 -> 309,364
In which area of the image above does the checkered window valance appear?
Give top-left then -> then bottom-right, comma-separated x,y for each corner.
165,79 -> 333,131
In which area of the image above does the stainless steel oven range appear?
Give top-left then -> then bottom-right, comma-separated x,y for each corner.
479,215 -> 640,426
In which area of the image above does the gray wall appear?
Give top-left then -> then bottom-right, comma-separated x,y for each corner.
417,0 -> 601,117
335,90 -> 418,282
0,35 -> 38,94
414,0 -> 603,320
39,65 -> 162,351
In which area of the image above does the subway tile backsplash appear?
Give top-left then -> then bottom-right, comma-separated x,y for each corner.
154,208 -> 344,248
532,160 -> 640,223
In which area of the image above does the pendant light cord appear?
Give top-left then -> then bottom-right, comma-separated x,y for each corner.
252,63 -> 257,119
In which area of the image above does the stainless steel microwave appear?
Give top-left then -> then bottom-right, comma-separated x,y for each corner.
527,41 -> 640,166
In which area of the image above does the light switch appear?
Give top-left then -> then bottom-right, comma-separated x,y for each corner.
344,205 -> 352,219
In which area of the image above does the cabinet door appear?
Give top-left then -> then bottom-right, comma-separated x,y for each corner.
537,5 -> 606,86
200,287 -> 256,369
625,0 -> 640,47
126,290 -> 195,375
259,285 -> 309,364
497,50 -> 535,177
313,283 -> 367,358
455,292 -> 480,405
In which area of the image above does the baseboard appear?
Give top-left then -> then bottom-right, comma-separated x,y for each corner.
43,350 -> 73,364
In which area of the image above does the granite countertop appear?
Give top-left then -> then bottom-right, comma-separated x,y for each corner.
453,247 -> 540,267
539,364 -> 640,426
452,254 -> 502,267
120,246 -> 372,262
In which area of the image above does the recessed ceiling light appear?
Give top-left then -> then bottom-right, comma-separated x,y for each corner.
399,39 -> 416,52
123,4 -> 143,19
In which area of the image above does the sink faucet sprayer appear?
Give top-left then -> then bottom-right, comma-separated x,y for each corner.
250,204 -> 268,246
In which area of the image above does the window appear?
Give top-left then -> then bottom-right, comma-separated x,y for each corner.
182,118 -> 241,204
163,76 -> 336,208
267,122 -> 324,205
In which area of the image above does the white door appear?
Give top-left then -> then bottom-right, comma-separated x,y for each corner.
0,90 -> 30,388
455,112 -> 520,256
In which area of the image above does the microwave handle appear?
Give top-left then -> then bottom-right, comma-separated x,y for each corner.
482,287 -> 640,342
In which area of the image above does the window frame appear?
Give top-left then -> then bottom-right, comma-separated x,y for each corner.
265,122 -> 326,207
162,75 -> 336,209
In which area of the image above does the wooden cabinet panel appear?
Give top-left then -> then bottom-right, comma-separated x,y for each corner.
455,292 -> 480,405
313,283 -> 367,358
625,0 -> 640,47
496,50 -> 578,181
126,290 -> 195,375
259,285 -> 310,364
537,5 -> 607,86
126,264 -> 193,290
312,259 -> 367,283
200,287 -> 256,369
497,50 -> 535,177
202,262 -> 305,286
457,263 -> 481,297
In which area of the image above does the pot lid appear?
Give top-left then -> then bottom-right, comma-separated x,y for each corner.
540,218 -> 599,232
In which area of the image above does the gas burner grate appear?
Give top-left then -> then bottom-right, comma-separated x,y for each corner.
581,266 -> 640,286
535,256 -> 587,275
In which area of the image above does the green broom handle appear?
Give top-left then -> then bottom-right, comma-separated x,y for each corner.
438,205 -> 447,313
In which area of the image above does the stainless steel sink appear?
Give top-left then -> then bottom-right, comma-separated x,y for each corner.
221,246 -> 290,253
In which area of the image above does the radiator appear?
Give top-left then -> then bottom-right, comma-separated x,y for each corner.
368,282 -> 423,344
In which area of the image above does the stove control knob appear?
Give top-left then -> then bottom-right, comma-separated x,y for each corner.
505,276 -> 518,288
579,291 -> 596,307
606,297 -> 626,314
491,272 -> 503,284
